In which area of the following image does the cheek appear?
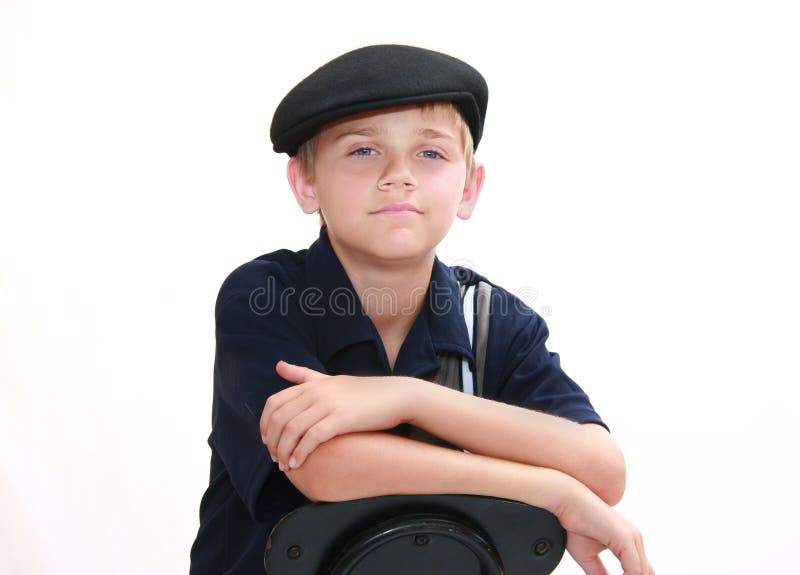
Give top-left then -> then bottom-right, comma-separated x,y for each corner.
315,177 -> 370,216
427,169 -> 466,204
421,159 -> 466,185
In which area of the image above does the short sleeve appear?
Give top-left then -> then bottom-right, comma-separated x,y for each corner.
485,287 -> 607,429
210,259 -> 326,517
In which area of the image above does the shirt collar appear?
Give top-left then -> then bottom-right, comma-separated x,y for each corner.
304,228 -> 475,373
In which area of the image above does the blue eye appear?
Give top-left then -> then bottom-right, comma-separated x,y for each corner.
421,150 -> 442,159
352,147 -> 375,157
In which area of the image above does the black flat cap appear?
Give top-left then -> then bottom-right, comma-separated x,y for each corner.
270,44 -> 488,156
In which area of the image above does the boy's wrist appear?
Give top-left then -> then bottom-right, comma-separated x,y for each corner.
514,464 -> 582,518
401,376 -> 447,427
394,376 -> 429,424
538,468 -> 592,520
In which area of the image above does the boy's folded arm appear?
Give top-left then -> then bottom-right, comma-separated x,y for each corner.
261,366 -> 624,505
405,379 -> 626,506
284,431 -> 652,575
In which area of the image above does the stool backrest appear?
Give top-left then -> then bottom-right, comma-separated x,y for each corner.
265,494 -> 566,574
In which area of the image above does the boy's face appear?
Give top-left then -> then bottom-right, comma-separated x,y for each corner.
289,105 -> 484,267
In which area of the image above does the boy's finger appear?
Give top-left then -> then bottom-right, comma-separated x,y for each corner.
576,556 -> 609,575
275,360 -> 323,384
633,532 -> 653,575
291,416 -> 338,469
264,395 -> 312,455
275,405 -> 326,468
275,361 -> 306,384
617,540 -> 645,575
260,386 -> 305,441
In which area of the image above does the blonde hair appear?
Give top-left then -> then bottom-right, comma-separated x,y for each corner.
294,102 -> 476,181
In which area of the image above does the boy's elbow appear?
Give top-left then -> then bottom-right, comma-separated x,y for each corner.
283,434 -> 373,503
284,453 -> 343,503
581,424 -> 626,505
285,466 -> 323,502
595,447 -> 627,506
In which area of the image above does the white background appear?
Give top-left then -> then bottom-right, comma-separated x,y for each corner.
2,1 -> 798,573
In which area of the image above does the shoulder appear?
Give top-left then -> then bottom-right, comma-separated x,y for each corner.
216,247 -> 308,313
212,247 -> 315,338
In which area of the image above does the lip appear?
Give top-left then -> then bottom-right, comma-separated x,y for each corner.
370,202 -> 423,215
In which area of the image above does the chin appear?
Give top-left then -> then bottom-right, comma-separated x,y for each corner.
332,226 -> 444,265
373,234 -> 440,263
370,244 -> 426,263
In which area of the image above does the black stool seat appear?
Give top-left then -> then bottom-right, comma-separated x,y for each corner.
265,494 -> 566,574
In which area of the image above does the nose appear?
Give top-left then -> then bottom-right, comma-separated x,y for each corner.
377,153 -> 418,192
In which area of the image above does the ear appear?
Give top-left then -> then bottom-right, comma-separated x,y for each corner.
456,163 -> 485,220
287,157 -> 320,215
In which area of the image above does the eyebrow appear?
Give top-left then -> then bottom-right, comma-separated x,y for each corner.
416,128 -> 456,140
332,126 -> 456,142
332,126 -> 388,141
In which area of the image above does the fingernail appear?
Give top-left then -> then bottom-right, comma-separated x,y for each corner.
270,454 -> 277,462
278,462 -> 285,471
289,457 -> 297,469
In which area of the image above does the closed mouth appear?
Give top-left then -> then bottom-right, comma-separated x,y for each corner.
370,202 -> 423,215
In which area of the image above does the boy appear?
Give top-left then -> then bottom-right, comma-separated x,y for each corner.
191,45 -> 653,574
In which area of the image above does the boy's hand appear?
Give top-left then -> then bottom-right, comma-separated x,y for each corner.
557,484 -> 654,575
260,361 -> 417,470
567,528 -> 652,575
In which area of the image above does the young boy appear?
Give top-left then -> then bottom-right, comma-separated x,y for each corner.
191,45 -> 653,575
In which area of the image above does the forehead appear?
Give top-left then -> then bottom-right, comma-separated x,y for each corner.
319,104 -> 461,140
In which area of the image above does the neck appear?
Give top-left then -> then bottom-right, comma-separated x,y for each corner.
328,238 -> 435,368
350,263 -> 433,327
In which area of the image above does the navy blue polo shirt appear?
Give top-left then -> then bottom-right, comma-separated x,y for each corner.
190,228 -> 604,574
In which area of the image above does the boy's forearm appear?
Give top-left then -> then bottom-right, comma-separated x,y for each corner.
401,378 -> 626,505
285,430 -> 576,515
